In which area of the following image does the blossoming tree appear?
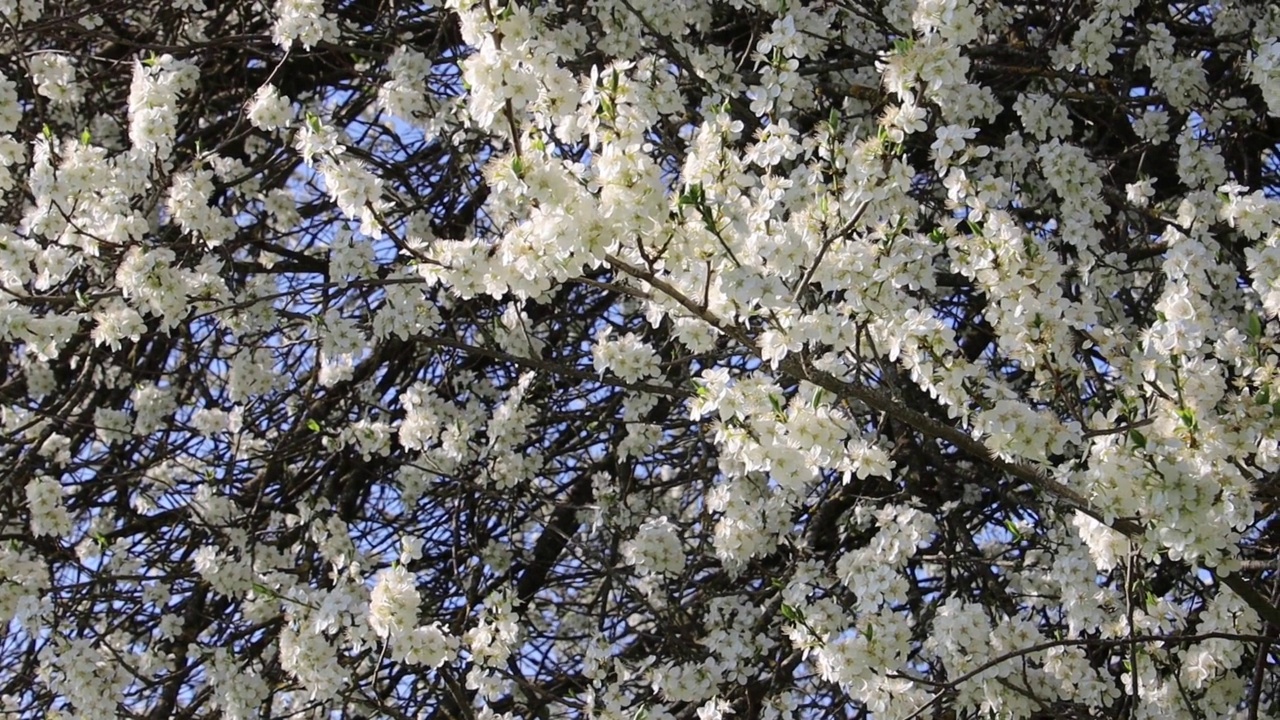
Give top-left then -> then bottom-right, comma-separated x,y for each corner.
4,0 -> 1280,717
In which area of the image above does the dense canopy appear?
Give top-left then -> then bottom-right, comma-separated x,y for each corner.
3,0 -> 1280,718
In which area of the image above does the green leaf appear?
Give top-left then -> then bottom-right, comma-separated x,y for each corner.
780,604 -> 802,623
41,124 -> 52,140
679,183 -> 704,208
700,208 -> 719,236
306,418 -> 322,433
80,128 -> 91,145
1248,313 -> 1264,339
1129,429 -> 1147,449
769,393 -> 784,417
1004,519 -> 1022,540
252,582 -> 279,599
1176,407 -> 1197,432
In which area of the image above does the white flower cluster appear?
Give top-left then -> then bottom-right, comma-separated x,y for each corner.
1137,23 -> 1208,110
1071,511 -> 1128,572
89,297 -> 144,351
168,163 -> 238,247
592,329 -> 660,383
400,622 -> 456,668
1056,0 -> 1138,75
1014,93 -> 1072,141
621,515 -> 686,577
836,505 -> 934,613
227,348 -> 276,402
190,406 -> 240,435
130,382 -> 175,434
272,0 -> 336,49
128,54 -> 199,161
379,47 -> 433,123
1179,589 -> 1259,690
25,476 -> 72,538
334,419 -> 393,460
1252,39 -> 1280,117
911,0 -> 981,46
456,5 -> 555,135
396,379 -> 488,481
368,565 -> 420,640
465,590 -> 520,666
192,544 -> 254,598
972,398 -> 1064,460
114,246 -> 190,328
246,84 -> 293,131
320,157 -> 387,236
279,621 -> 347,701
29,52 -> 80,105
0,72 -> 23,132
328,231 -> 378,287
649,660 -> 718,704
206,649 -> 272,720
373,280 -> 443,340
40,638 -> 128,720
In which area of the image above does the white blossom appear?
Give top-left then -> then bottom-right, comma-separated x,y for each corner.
368,565 -> 420,640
